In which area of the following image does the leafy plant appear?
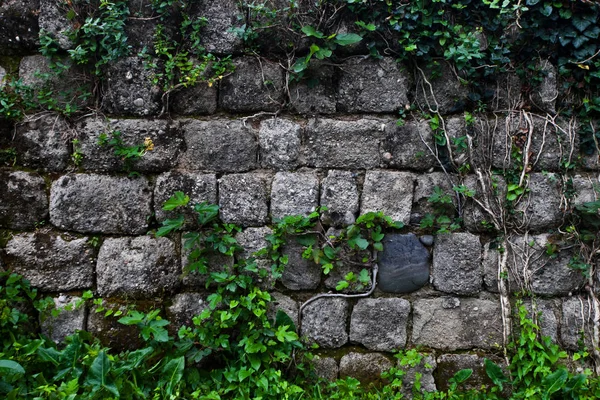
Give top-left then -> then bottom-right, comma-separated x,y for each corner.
97,130 -> 154,174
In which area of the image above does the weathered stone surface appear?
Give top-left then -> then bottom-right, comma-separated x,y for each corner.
271,171 -> 319,221
301,298 -> 348,348
531,60 -> 558,114
339,352 -> 392,385
49,174 -> 152,234
312,356 -> 338,381
381,119 -> 437,170
361,170 -> 414,224
235,226 -> 272,259
12,114 -> 70,171
219,173 -> 270,227
181,235 -> 234,288
488,72 -> 522,111
571,174 -> 599,206
289,61 -> 336,114
219,57 -> 284,112
462,174 -> 506,233
5,232 -> 94,291
41,295 -> 85,343
320,170 -> 359,227
87,302 -> 144,351
268,292 -> 299,329
414,62 -> 469,115
400,354 -> 437,396
0,0 -> 40,55
39,0 -> 73,50
516,173 -> 563,231
97,236 -> 179,298
259,118 -> 301,170
523,299 -> 558,342
189,0 -> 243,54
0,65 -> 6,85
166,292 -> 208,329
171,70 -> 218,115
337,57 -> 410,113
432,233 -> 482,295
102,57 -> 162,116
561,296 -> 593,351
154,172 -> 217,226
436,354 -> 496,391
412,297 -> 502,350
412,172 -> 456,221
178,119 -> 258,172
483,234 -> 585,296
377,233 -> 430,294
77,117 -> 182,172
349,298 -> 410,351
280,238 -> 321,290
0,170 -> 48,229
304,118 -> 384,169
323,258 -> 372,294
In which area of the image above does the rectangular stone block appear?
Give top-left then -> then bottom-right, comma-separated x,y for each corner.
271,171 -> 319,221
414,62 -> 468,115
412,297 -> 502,350
350,298 -> 410,351
301,297 -> 349,349
259,118 -> 302,170
280,238 -> 321,290
432,232 -> 482,295
321,170 -> 359,227
13,113 -> 70,171
303,118 -> 385,169
178,119 -> 258,172
0,170 -> 48,229
50,173 -> 152,234
219,173 -> 270,227
561,296 -> 594,351
380,119 -> 437,170
289,60 -> 336,114
41,295 -> 86,343
5,232 -> 94,291
515,173 -> 563,231
360,170 -> 413,224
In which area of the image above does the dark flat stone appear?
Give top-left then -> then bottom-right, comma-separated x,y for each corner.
378,233 -> 430,293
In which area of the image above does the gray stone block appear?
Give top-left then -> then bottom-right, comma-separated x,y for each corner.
102,57 -> 162,116
413,172 -> 456,221
516,173 -> 563,231
87,302 -> 144,351
154,172 -> 217,226
377,233 -> 430,294
349,298 -> 410,351
531,60 -> 558,114
360,170 -> 414,225
523,299 -> 558,343
181,234 -> 234,288
399,354 -> 437,396
436,354 -> 496,391
381,119 -> 437,170
337,57 -> 409,113
312,356 -> 338,381
320,170 -> 359,227
125,0 -> 161,53
561,296 -> 593,351
271,171 -> 319,221
462,174 -> 506,233
301,298 -> 348,348
259,118 -> 301,170
178,119 -> 258,172
268,292 -> 299,329
171,67 -> 218,115
219,57 -> 284,112
77,117 -> 182,172
432,232 -> 482,295
39,0 -> 73,50
166,292 -> 208,329
0,170 -> 48,229
289,61 -> 336,114
571,174 -> 599,206
414,62 -> 469,115
41,295 -> 86,343
12,114 -> 70,171
280,239 -> 321,290
488,72 -> 522,112
412,297 -> 503,350
304,118 -> 385,169
339,352 -> 392,384
0,0 -> 39,55
49,174 -> 152,234
5,232 -> 94,291
189,0 -> 243,54
219,173 -> 270,227
235,226 -> 272,259
97,236 -> 179,298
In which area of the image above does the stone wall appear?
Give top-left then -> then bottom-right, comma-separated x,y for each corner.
1,0 -> 600,388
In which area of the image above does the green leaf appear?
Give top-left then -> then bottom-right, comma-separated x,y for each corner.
296,235 -> 316,247
194,202 -> 219,225
336,280 -> 349,291
0,360 -> 25,376
238,367 -> 253,382
301,25 -> 324,38
349,236 -> 369,250
160,356 -> 185,396
86,351 -> 119,398
162,191 -> 190,210
275,309 -> 296,333
156,215 -> 185,236
484,359 -> 507,390
358,269 -> 370,285
542,368 -> 568,396
564,374 -> 587,393
452,368 -> 473,384
333,33 -> 363,46
292,59 -> 308,73
117,310 -> 145,325
572,15 -> 593,33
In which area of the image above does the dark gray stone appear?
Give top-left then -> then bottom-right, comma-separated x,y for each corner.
488,72 -> 522,111
399,354 -> 437,396
235,226 -> 272,259
181,234 -> 234,288
571,174 -> 599,206
189,0 -> 243,54
289,60 -> 336,114
412,297 -> 503,350
414,62 -> 469,115
49,174 -> 152,234
170,59 -> 218,115
39,0 -> 73,50
97,236 -> 179,298
381,119 -> 437,170
178,119 -> 258,172
102,57 -> 162,116
303,118 -> 385,169
339,352 -> 392,384
0,170 -> 48,229
271,171 -> 319,221
259,118 -> 301,170
5,232 -> 94,291
0,0 -> 40,55
378,233 -> 430,294
40,295 -> 86,343
531,60 -> 558,114
413,172 -> 456,218
166,292 -> 208,329
312,357 -> 338,381
361,170 -> 414,225
219,57 -> 284,112
268,292 -> 299,329
13,113 -> 70,171
77,117 -> 182,172
301,298 -> 348,348
349,298 -> 410,351
280,239 -> 321,290
87,302 -> 144,351
320,170 -> 359,227
432,232 -> 482,295
561,296 -> 593,351
125,0 -> 160,53
219,173 -> 270,227
462,174 -> 506,233
516,173 -> 563,231
154,172 -> 217,227
523,299 -> 558,343
436,354 -> 497,392
337,57 -> 410,113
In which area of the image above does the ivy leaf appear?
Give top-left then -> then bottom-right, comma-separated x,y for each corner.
540,4 -> 553,17
451,368 -> 473,384
0,360 -> 25,376
348,236 -> 369,250
301,25 -> 324,38
162,191 -> 189,211
572,15 -> 593,33
156,215 -> 185,237
358,269 -> 370,285
334,33 -> 363,46
238,367 -> 253,382
336,280 -> 349,291
275,309 -> 297,332
484,358 -> 507,390
194,202 -> 219,226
